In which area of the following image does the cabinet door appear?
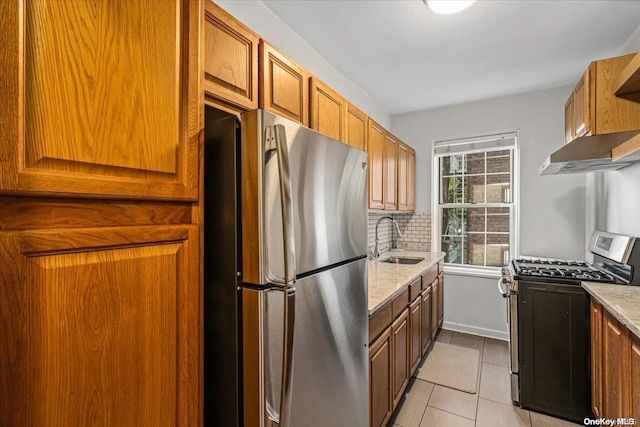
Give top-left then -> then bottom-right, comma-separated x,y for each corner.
431,281 -> 439,339
384,133 -> 398,211
421,286 -> 432,355
438,273 -> 444,327
631,333 -> 640,418
603,309 -> 631,418
392,308 -> 410,408
409,297 -> 422,373
345,102 -> 368,152
565,96 -> 575,144
259,41 -> 309,125
591,299 -> 603,418
204,1 -> 259,112
397,142 -> 409,211
574,69 -> 591,138
2,0 -> 201,200
310,77 -> 345,141
368,119 -> 386,210
0,225 -> 200,426
369,328 -> 392,427
407,148 -> 416,211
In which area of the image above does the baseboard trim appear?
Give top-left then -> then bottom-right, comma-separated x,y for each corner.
442,321 -> 509,341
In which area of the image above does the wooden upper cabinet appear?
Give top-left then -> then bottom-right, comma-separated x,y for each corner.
384,133 -> 398,210
345,102 -> 368,152
368,119 -> 385,210
259,41 -> 309,125
565,54 -> 640,144
397,142 -> 409,211
310,77 -> 346,141
573,68 -> 591,138
407,148 -> 416,211
0,225 -> 200,426
565,95 -> 575,144
204,1 -> 258,112
2,0 -> 201,200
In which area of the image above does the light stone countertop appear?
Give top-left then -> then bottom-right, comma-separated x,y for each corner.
582,282 -> 640,338
368,250 -> 446,315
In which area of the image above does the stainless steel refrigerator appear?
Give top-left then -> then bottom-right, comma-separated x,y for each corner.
204,108 -> 368,427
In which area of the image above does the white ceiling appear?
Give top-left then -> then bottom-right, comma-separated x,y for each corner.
260,0 -> 640,115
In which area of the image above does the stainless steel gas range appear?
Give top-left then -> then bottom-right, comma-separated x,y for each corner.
498,230 -> 639,422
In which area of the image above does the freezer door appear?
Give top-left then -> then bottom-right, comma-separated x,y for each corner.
241,109 -> 368,285
242,259 -> 368,427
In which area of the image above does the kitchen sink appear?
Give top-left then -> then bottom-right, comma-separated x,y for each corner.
380,256 -> 424,265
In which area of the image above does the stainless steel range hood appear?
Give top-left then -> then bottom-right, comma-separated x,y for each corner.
539,130 -> 640,175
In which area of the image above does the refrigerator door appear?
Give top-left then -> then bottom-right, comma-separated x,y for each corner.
241,109 -> 368,286
242,258 -> 369,427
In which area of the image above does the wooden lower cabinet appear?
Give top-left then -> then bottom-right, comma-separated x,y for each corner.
438,273 -> 444,328
409,297 -> 422,373
591,299 -> 603,417
632,333 -> 640,417
431,280 -> 439,340
369,328 -> 393,427
0,225 -> 200,426
421,286 -> 432,355
392,308 -> 410,408
602,309 -> 631,418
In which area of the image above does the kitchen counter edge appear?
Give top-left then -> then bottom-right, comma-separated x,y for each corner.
368,251 -> 445,315
582,282 -> 640,338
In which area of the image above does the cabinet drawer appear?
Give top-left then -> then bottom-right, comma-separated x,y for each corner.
392,288 -> 409,319
422,266 -> 437,287
409,277 -> 422,302
369,301 -> 392,344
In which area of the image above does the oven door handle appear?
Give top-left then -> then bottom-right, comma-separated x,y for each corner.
497,277 -> 509,298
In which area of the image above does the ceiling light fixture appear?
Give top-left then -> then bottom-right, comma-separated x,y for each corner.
425,0 -> 476,15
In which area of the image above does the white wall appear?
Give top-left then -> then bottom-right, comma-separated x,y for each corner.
213,0 -> 390,129
586,24 -> 640,242
391,86 -> 587,339
392,85 -> 586,259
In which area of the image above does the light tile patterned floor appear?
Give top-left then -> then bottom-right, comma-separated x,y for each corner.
388,330 -> 581,427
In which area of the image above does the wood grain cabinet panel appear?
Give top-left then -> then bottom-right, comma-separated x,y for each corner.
345,102 -> 368,151
204,1 -> 258,112
391,308 -> 410,409
421,286 -> 432,355
0,225 -> 200,426
397,142 -> 409,211
384,133 -> 398,210
369,328 -> 392,427
631,333 -> 640,418
574,69 -> 591,138
2,0 -> 201,200
368,119 -> 386,210
409,296 -> 422,373
565,96 -> 575,144
438,273 -> 444,327
407,147 -> 416,211
259,41 -> 309,125
310,77 -> 346,142
591,299 -> 603,418
431,280 -> 439,340
602,310 -> 631,418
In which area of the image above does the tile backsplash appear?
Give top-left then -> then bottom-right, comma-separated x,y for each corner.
367,212 -> 432,255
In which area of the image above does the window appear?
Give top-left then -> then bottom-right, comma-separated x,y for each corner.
433,133 -> 517,271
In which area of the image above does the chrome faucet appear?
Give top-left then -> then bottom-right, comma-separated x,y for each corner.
372,216 -> 403,259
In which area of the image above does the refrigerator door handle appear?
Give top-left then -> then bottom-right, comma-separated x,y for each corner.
265,124 -> 296,427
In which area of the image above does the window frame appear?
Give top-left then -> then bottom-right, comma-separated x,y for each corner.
431,132 -> 520,278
